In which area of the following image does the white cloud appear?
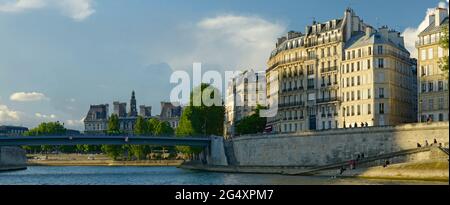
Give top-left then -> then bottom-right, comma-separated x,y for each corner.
35,112 -> 56,119
66,117 -> 84,126
0,0 -> 95,21
0,104 -> 20,122
402,2 -> 448,58
168,14 -> 286,71
10,92 -> 48,102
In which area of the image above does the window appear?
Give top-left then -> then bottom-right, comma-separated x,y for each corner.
357,76 -> 361,85
357,90 -> 361,100
351,63 -> 354,72
357,61 -> 360,71
438,47 -> 444,58
352,50 -> 355,59
428,99 -> 434,111
421,49 -> 427,60
421,66 -> 426,76
351,106 -> 354,116
351,77 -> 354,86
358,49 -> 361,58
377,45 -> 383,54
379,103 -> 385,114
346,92 -> 350,101
438,81 -> 444,91
367,104 -> 371,114
367,59 -> 371,69
378,58 -> 384,68
438,97 -> 444,109
379,88 -> 385,98
439,113 -> 444,121
421,83 -> 427,93
428,82 -> 434,92
346,64 -> 349,73
368,89 -> 371,99
351,91 -> 354,101
307,79 -> 314,88
368,46 -> 372,55
428,48 -> 433,60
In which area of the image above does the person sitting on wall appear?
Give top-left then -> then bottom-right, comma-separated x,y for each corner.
417,143 -> 422,148
361,122 -> 364,127
434,139 -> 438,144
354,122 -> 358,128
425,140 -> 429,147
349,124 -> 352,128
365,122 -> 368,127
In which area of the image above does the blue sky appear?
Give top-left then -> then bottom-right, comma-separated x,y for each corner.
0,0 -> 448,130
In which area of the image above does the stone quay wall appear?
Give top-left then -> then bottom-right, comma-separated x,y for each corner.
0,146 -> 27,171
228,122 -> 449,166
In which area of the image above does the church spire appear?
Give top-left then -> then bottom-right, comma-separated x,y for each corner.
129,90 -> 137,117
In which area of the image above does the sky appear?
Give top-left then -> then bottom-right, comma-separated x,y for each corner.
0,0 -> 448,130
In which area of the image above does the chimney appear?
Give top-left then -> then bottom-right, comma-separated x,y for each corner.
365,26 -> 373,38
435,7 -> 448,27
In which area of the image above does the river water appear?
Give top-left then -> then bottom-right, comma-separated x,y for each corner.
0,166 -> 446,185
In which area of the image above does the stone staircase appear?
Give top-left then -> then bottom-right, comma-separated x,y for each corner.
289,146 -> 444,176
223,140 -> 238,166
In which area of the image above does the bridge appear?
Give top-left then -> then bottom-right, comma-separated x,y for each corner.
0,135 -> 228,167
0,135 -> 211,147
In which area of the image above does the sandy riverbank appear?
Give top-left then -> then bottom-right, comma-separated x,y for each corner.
27,154 -> 184,166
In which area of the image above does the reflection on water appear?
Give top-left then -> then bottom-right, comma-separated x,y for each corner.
0,166 -> 446,185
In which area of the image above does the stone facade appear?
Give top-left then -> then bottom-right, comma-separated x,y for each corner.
416,7 -> 449,123
84,92 -> 182,134
224,70 -> 266,138
266,8 -> 417,133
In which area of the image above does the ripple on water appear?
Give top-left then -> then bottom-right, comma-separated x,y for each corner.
0,166 -> 447,185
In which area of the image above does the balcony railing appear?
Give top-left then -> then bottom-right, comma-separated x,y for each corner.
320,66 -> 338,73
416,36 -> 442,47
343,49 -> 410,62
316,97 -> 340,104
279,101 -> 305,108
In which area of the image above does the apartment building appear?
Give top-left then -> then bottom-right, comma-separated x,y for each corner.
266,8 -> 417,133
416,7 -> 449,122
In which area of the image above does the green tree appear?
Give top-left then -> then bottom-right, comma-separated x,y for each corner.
23,122 -> 68,153
101,114 -> 123,160
175,83 -> 225,156
176,83 -> 224,137
235,105 -> 267,135
134,116 -> 148,135
439,26 -> 449,78
155,121 -> 174,136
147,118 -> 160,135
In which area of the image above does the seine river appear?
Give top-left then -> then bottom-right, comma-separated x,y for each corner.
0,166 -> 446,185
